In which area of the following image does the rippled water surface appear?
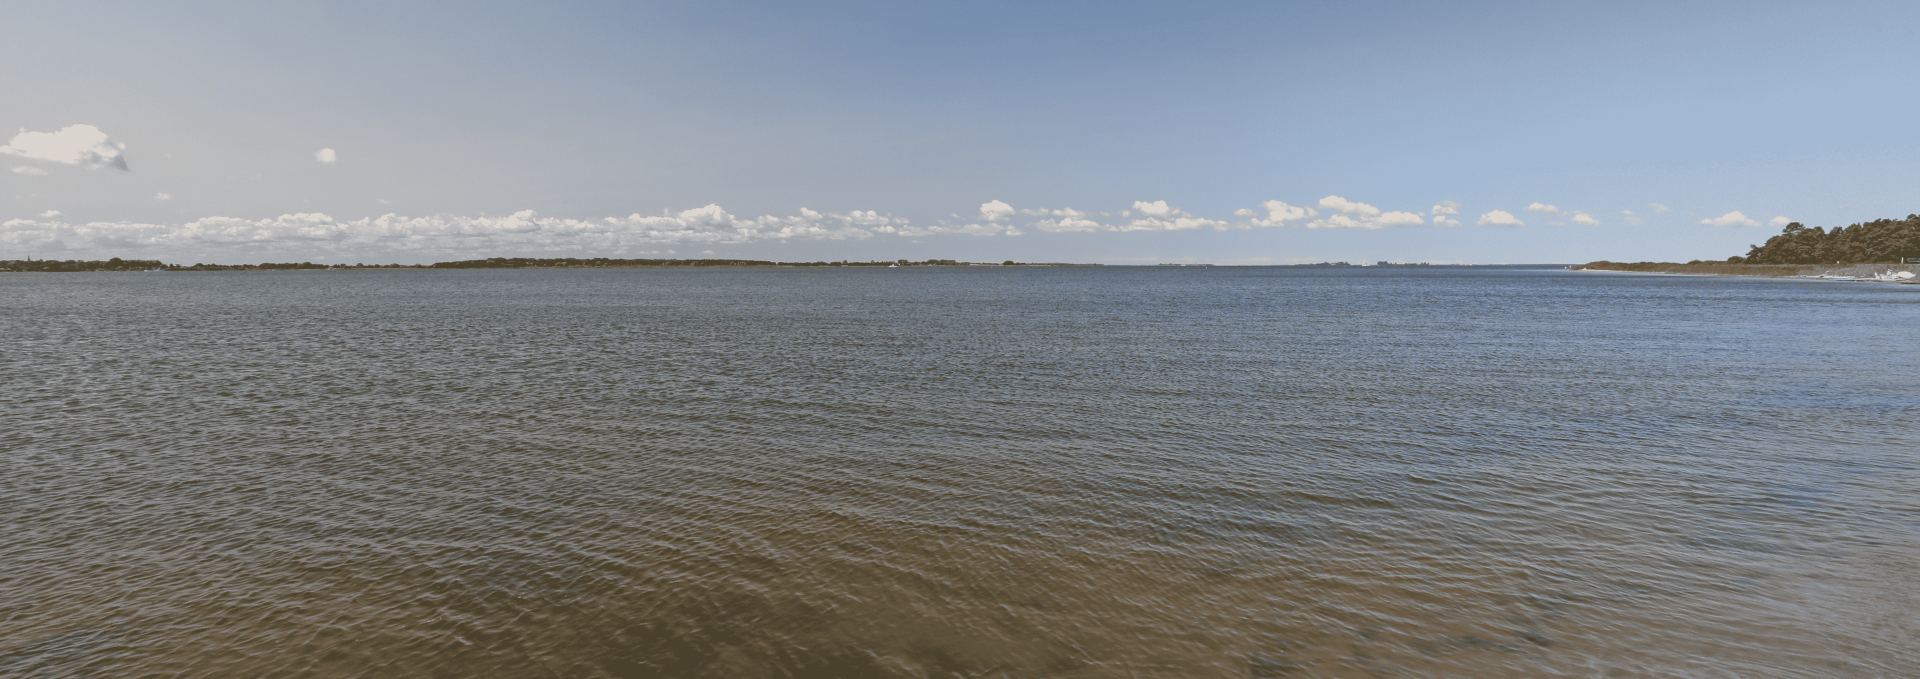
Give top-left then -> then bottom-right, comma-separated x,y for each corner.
3,267 -> 1916,678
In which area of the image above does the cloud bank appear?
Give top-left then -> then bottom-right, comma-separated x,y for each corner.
1020,195 -> 1422,233
978,200 -> 1014,222
1478,210 -> 1524,227
1301,195 -> 1423,230
1701,211 -> 1759,227
2,205 -> 906,259
1116,200 -> 1229,232
1232,200 -> 1317,227
1,193 -> 1708,260
2,124 -> 128,170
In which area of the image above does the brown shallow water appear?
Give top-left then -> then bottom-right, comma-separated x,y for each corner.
2,266 -> 1916,677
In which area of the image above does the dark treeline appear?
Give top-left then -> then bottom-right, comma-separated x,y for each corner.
433,257 -> 775,268
1737,214 -> 1920,264
433,257 -> 770,268
429,257 -> 965,268
183,262 -> 414,270
0,257 -> 167,272
2,260 -> 420,272
6,256 -> 1010,272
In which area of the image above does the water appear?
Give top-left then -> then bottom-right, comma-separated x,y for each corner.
2,266 -> 1915,678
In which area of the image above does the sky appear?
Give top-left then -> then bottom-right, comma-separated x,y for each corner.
6,0 -> 1920,265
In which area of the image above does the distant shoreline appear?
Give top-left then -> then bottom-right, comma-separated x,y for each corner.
1572,261 -> 1920,283
0,257 -> 1065,272
2,258 -> 1551,273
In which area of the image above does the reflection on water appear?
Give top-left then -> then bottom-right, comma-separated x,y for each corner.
2,267 -> 1915,677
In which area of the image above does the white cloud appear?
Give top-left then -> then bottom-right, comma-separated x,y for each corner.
1570,212 -> 1600,226
39,210 -> 61,218
1374,212 -> 1425,227
2,124 -> 128,170
1231,200 -> 1317,227
978,200 -> 1014,222
975,198 -> 1228,233
889,221 -> 1023,237
1198,194 -> 1431,231
378,198 -> 391,204
11,165 -> 48,175
1319,195 -> 1381,218
1115,201 -> 1226,231
0,191 -> 1628,260
1133,200 -> 1176,218
1525,202 -> 1561,215
1650,203 -> 1670,213
1477,210 -> 1524,227
1621,209 -> 1643,226
1305,214 -> 1368,229
1301,196 -> 1421,229
315,148 -> 337,164
1769,216 -> 1791,227
1026,207 -> 1103,232
1431,200 -> 1461,216
0,204 -> 934,258
1303,213 -> 1423,229
1701,211 -> 1759,227
979,200 -> 1233,233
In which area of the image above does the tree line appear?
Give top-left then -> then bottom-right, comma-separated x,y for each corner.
429,257 -> 971,268
4,256 -> 1002,272
431,257 -> 778,268
1736,214 -> 1920,264
0,257 -> 166,272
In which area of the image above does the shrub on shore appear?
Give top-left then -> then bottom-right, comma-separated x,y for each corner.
1582,212 -> 1920,274
1577,261 -> 1815,276
0,257 -> 168,272
1742,215 -> 1920,264
1577,261 -> 1918,278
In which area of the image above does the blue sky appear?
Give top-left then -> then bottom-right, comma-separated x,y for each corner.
5,0 -> 1918,264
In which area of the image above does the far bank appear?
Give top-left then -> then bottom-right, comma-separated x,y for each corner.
1573,260 -> 1919,282
1578,212 -> 1919,281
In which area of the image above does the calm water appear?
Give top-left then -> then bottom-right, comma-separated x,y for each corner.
2,267 -> 1915,678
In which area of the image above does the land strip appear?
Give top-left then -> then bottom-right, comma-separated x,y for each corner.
1575,261 -> 1920,281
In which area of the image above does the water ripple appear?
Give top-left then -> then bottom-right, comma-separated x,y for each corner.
2,267 -> 1915,677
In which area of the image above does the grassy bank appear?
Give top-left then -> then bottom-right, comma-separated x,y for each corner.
1575,261 -> 1920,278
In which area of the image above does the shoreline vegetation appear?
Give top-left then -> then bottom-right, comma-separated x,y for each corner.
0,258 -> 1476,273
1576,213 -> 1920,281
0,257 -> 1084,272
1574,260 -> 1919,279
11,214 -> 1918,276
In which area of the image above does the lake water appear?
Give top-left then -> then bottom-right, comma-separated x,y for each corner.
2,266 -> 1915,678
